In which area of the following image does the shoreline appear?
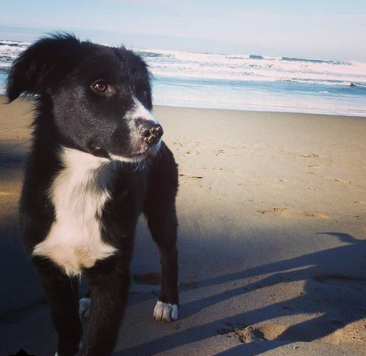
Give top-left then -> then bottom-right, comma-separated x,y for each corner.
0,94 -> 365,121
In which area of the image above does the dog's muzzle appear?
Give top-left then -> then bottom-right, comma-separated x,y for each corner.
136,118 -> 164,147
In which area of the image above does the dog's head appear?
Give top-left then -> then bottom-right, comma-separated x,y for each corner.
7,33 -> 163,162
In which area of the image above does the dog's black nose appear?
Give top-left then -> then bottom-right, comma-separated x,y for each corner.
136,119 -> 164,146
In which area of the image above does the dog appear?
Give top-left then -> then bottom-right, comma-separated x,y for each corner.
6,33 -> 179,356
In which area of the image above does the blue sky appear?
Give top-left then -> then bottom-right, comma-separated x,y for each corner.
1,0 -> 366,60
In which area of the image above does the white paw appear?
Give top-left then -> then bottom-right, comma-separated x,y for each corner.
79,297 -> 91,319
153,300 -> 178,322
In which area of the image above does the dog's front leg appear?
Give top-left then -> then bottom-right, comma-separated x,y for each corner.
80,257 -> 130,356
144,202 -> 179,322
33,257 -> 82,356
143,148 -> 179,322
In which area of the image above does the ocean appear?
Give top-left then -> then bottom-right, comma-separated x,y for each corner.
1,39 -> 366,117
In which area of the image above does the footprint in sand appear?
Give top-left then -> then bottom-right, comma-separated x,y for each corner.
354,200 -> 366,206
257,323 -> 288,341
239,179 -> 288,189
133,272 -> 162,285
257,208 -> 329,220
179,173 -> 203,179
326,177 -> 351,184
172,141 -> 183,147
218,325 -> 267,344
322,319 -> 366,344
299,153 -> 320,159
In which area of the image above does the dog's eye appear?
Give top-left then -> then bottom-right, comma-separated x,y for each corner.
91,80 -> 108,93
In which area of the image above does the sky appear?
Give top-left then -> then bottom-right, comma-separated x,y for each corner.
1,0 -> 366,61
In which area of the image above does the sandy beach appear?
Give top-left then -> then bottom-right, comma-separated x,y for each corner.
1,96 -> 366,356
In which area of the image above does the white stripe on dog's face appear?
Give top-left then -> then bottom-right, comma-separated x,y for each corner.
126,96 -> 159,124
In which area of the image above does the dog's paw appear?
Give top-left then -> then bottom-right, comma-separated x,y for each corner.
153,300 -> 178,322
79,297 -> 91,319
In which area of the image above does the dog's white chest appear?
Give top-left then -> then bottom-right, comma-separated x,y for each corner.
33,148 -> 117,276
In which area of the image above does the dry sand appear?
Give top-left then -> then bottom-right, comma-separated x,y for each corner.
1,96 -> 366,356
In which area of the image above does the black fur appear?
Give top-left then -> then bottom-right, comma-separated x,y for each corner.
7,34 -> 179,356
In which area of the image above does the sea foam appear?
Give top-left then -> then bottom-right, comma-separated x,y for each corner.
1,40 -> 366,117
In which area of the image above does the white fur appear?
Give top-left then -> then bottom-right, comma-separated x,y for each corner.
153,300 -> 178,322
33,147 -> 117,276
110,137 -> 161,164
110,152 -> 150,163
127,96 -> 159,124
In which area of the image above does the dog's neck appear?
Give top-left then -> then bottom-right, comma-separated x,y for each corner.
51,147 -> 113,219
60,147 -> 110,175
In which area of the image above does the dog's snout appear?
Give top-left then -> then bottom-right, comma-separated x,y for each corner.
136,119 -> 164,146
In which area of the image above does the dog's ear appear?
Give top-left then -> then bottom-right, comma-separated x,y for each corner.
6,33 -> 81,102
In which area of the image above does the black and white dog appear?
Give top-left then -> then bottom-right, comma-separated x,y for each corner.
7,34 -> 179,356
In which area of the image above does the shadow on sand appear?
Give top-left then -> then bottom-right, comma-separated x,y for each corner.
117,232 -> 366,356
